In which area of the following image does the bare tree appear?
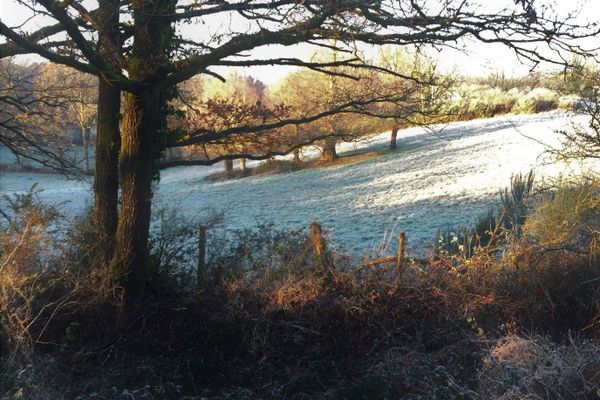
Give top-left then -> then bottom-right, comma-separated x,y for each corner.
540,60 -> 600,161
175,72 -> 272,171
364,47 -> 451,150
0,59 -> 88,175
272,64 -> 373,162
555,88 -> 600,161
37,63 -> 97,172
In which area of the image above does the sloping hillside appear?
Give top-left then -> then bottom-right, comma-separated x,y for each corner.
0,111 -> 594,255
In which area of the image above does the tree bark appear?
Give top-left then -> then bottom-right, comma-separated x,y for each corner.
389,126 -> 399,150
94,81 -> 120,260
112,88 -> 160,302
110,0 -> 173,303
224,159 -> 234,172
321,140 -> 337,162
293,148 -> 301,162
239,157 -> 246,173
93,0 -> 121,265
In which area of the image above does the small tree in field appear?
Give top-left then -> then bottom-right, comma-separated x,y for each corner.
366,47 -> 450,150
177,73 -> 271,171
273,52 -> 388,162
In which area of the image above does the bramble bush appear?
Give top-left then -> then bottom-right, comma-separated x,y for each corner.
0,175 -> 598,399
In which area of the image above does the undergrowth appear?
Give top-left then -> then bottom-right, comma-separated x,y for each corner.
0,177 -> 599,399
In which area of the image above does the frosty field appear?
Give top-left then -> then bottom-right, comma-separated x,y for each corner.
0,111 -> 595,256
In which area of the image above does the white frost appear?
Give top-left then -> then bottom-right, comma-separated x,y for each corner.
1,111 -> 597,257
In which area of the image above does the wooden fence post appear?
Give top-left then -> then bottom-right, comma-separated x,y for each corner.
396,232 -> 405,275
311,221 -> 332,271
311,221 -> 325,258
197,225 -> 206,291
354,232 -> 406,277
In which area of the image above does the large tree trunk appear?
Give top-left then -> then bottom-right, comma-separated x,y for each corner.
321,140 -> 338,162
389,126 -> 399,150
93,0 -> 121,265
110,0 -> 173,303
93,81 -> 120,261
112,89 -> 161,302
293,148 -> 301,162
106,0 -> 176,306
239,157 -> 246,173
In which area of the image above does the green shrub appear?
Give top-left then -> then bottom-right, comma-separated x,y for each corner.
436,209 -> 499,257
439,84 -> 563,121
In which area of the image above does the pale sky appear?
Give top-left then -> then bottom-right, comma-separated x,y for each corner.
1,0 -> 598,85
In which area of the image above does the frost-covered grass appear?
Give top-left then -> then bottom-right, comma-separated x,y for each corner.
1,111 -> 597,256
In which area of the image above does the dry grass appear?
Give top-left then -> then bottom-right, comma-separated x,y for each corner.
1,180 -> 599,398
0,189 -> 121,370
441,85 -> 566,122
511,88 -> 559,114
524,177 -> 600,250
0,190 -> 63,364
479,334 -> 600,399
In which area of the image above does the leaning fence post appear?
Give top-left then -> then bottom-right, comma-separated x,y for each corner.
311,221 -> 325,258
396,232 -> 405,275
197,225 -> 207,291
311,221 -> 332,271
